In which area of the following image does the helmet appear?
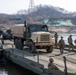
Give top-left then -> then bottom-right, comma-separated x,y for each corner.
61,36 -> 63,38
70,35 -> 72,37
49,58 -> 54,62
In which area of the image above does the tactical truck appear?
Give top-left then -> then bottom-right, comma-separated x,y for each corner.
11,21 -> 55,53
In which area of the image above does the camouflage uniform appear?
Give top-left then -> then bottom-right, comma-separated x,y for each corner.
68,35 -> 74,50
74,39 -> 76,46
54,32 -> 58,48
48,58 -> 59,70
0,34 -> 4,44
58,36 -> 65,54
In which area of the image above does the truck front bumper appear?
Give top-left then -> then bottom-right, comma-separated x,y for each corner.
35,42 -> 54,46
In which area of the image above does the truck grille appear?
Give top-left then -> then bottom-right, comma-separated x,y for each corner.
40,35 -> 50,41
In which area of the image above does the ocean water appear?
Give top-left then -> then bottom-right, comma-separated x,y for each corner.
0,60 -> 37,75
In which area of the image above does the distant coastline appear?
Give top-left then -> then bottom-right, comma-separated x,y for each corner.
48,25 -> 76,33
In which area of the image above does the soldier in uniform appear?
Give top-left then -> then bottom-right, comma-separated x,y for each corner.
1,34 -> 4,44
74,39 -> 76,46
68,35 -> 74,50
58,36 -> 65,54
54,32 -> 58,48
48,58 -> 59,70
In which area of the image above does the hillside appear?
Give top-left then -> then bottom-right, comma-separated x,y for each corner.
25,5 -> 76,25
0,5 -> 76,25
26,5 -> 68,21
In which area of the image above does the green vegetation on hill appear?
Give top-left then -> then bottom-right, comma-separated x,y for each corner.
43,19 -> 73,26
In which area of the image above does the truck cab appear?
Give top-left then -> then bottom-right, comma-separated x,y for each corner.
24,24 -> 48,38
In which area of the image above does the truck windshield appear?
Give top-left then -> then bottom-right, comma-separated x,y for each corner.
29,25 -> 48,32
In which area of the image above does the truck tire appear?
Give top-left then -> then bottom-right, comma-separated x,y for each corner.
29,42 -> 36,53
46,46 -> 53,53
17,40 -> 23,50
14,39 -> 18,49
14,39 -> 23,50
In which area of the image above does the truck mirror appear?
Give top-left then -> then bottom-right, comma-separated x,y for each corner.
24,21 -> 26,27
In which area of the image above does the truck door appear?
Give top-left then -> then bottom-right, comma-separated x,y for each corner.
24,27 -> 31,39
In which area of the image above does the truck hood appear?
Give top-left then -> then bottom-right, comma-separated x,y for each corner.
32,31 -> 50,35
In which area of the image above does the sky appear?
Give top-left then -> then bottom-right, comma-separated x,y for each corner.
0,0 -> 76,14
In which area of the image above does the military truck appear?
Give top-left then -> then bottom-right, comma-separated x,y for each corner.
11,21 -> 55,53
